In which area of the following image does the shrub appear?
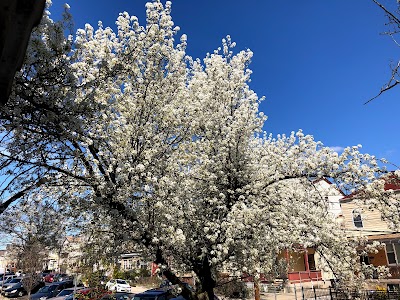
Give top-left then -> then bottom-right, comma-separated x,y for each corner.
215,277 -> 251,299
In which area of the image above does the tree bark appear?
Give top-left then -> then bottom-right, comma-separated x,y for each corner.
254,276 -> 260,300
193,257 -> 216,300
154,248 -> 196,300
154,248 -> 216,300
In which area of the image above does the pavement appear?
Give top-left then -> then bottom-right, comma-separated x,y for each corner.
130,285 -> 148,294
0,286 -> 330,300
0,295 -> 28,300
0,286 -> 151,300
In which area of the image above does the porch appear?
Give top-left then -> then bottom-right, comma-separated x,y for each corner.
283,248 -> 323,283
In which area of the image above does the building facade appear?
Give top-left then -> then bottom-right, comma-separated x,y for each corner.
339,176 -> 400,288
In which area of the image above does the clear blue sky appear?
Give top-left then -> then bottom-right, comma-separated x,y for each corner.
50,0 -> 400,168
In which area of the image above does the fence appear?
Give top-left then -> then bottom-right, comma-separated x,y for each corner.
261,287 -> 400,300
330,289 -> 400,300
261,287 -> 331,300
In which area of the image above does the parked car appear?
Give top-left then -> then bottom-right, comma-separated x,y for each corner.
51,287 -> 85,300
71,288 -> 111,300
0,277 -> 15,287
54,274 -> 72,282
105,280 -> 131,293
133,289 -> 177,300
101,292 -> 134,300
0,277 -> 23,292
30,281 -> 75,300
2,280 -> 45,297
44,274 -> 55,283
63,288 -> 91,300
0,275 -> 18,285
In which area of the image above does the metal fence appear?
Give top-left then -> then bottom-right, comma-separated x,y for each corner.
261,287 -> 400,300
330,289 -> 400,300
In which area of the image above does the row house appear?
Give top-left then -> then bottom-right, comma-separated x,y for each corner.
119,253 -> 149,271
339,174 -> 400,289
42,236 -> 83,273
0,245 -> 18,272
283,178 -> 343,284
269,176 -> 400,286
253,178 -> 344,286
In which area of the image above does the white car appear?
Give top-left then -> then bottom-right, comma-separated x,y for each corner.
105,279 -> 131,292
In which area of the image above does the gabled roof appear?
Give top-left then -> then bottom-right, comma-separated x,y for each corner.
383,174 -> 400,191
312,177 -> 345,196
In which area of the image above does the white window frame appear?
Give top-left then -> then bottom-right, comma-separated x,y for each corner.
352,209 -> 363,228
386,243 -> 400,265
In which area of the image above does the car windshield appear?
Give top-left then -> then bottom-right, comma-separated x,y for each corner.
134,296 -> 156,300
116,280 -> 127,285
108,295 -> 134,300
58,289 -> 74,296
65,294 -> 74,300
8,278 -> 21,283
38,286 -> 52,293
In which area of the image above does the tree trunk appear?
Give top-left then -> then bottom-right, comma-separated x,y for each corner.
154,248 -> 216,300
194,258 -> 216,300
154,248 -> 196,300
254,276 -> 260,300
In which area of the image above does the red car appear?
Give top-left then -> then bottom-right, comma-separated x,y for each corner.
44,273 -> 55,283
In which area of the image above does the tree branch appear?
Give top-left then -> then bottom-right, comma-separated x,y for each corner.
0,178 -> 49,214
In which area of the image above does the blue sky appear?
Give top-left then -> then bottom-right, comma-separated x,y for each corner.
50,0 -> 400,168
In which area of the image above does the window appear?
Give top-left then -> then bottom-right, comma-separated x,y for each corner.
360,255 -> 370,265
307,254 -> 316,271
116,279 -> 127,284
123,259 -> 132,270
352,209 -> 363,228
388,284 -> 400,291
386,243 -> 400,265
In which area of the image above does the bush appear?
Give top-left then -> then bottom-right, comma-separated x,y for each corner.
135,276 -> 162,287
215,278 -> 251,299
124,268 -> 151,281
82,270 -> 107,288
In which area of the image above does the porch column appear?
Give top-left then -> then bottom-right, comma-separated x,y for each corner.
304,249 -> 310,272
285,249 -> 290,270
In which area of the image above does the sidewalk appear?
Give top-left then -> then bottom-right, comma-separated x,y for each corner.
259,288 -> 331,300
130,286 -> 148,294
0,296 -> 27,300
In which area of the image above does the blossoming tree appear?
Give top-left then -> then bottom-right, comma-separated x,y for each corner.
0,1 -> 396,299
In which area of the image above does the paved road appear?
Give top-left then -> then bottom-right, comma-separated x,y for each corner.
0,295 -> 28,300
0,286 -> 149,300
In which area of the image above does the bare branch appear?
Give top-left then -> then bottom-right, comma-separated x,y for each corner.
0,178 -> 49,214
365,80 -> 400,104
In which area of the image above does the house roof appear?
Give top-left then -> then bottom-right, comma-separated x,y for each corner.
341,173 -> 400,202
383,174 -> 400,191
312,177 -> 345,196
